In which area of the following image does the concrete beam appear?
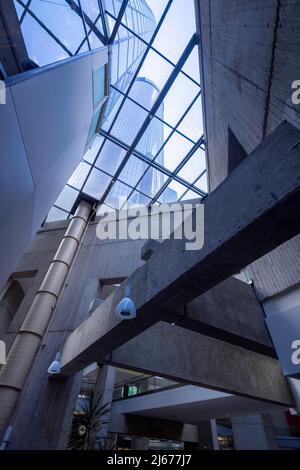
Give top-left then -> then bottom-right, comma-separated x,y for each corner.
180,277 -> 274,356
61,122 -> 300,375
109,412 -> 199,443
106,322 -> 293,406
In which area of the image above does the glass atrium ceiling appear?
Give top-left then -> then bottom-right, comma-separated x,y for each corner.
13,0 -> 207,221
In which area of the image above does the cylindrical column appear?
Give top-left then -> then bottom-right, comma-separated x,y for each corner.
0,201 -> 92,438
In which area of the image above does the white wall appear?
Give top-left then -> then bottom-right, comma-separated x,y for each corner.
0,49 -> 107,287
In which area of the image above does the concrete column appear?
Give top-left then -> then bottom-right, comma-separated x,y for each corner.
196,419 -> 219,450
0,201 -> 92,440
94,365 -> 116,449
231,414 -> 278,450
131,437 -> 148,450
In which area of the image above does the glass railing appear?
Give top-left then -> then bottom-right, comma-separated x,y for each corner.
113,375 -> 180,401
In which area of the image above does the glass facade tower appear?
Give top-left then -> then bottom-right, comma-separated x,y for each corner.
12,0 -> 206,221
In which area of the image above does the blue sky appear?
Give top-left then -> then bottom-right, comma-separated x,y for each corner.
139,0 -> 206,193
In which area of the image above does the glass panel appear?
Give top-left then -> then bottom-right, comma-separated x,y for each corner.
140,0 -> 165,23
181,188 -> 202,201
68,162 -> 91,190
177,95 -> 203,141
93,65 -> 105,110
88,31 -> 103,49
29,0 -> 86,54
13,1 -> 24,20
119,156 -> 148,187
182,47 -> 200,84
163,73 -> 199,127
77,39 -> 89,54
105,180 -> 132,209
136,116 -> 170,160
86,108 -> 101,146
133,49 -> 173,94
84,135 -> 104,163
194,173 -> 208,193
130,76 -> 159,111
110,97 -> 147,146
157,133 -> 194,172
21,14 -> 69,66
177,148 -> 206,183
46,206 -> 69,223
104,0 -> 122,19
138,167 -> 166,198
158,180 -> 186,203
152,0 -> 196,64
95,140 -> 126,175
80,0 -> 100,22
83,168 -> 111,200
55,185 -> 79,212
102,87 -> 124,131
127,191 -> 151,207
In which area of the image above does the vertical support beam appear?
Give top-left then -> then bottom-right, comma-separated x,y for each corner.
0,201 -> 92,440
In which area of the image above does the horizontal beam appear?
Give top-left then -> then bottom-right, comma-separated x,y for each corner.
61,122 -> 300,375
179,277 -> 274,357
106,322 -> 293,406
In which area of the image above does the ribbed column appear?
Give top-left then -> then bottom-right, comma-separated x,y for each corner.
0,201 -> 91,438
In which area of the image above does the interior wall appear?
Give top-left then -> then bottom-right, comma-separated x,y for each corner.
196,0 -> 300,300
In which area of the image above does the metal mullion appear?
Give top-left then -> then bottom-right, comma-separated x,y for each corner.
150,177 -> 172,205
105,10 -> 201,88
151,91 -> 201,164
51,204 -> 70,215
18,0 -> 31,23
106,33 -> 198,185
109,0 -> 130,45
173,172 -> 206,195
78,136 -> 112,194
99,129 -> 205,197
65,0 -> 106,45
98,131 -> 176,180
78,0 -> 91,51
97,0 -> 109,43
123,93 -> 202,205
73,13 -> 105,55
104,0 -> 174,140
110,83 -> 197,145
17,0 -> 73,55
172,137 -> 204,177
179,169 -> 207,202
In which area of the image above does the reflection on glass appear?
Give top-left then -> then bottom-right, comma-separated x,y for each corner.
106,180 -> 132,209
83,168 -> 111,199
55,185 -> 79,212
68,162 -> 91,190
95,140 -> 126,175
21,14 -> 69,66
30,0 -> 86,54
138,167 -> 166,198
46,206 -> 69,223
119,156 -> 148,187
